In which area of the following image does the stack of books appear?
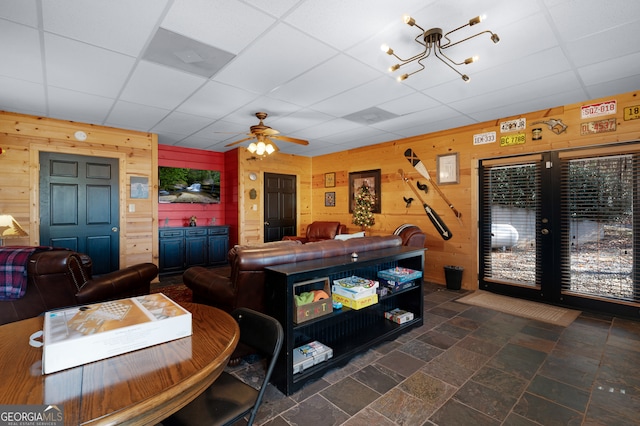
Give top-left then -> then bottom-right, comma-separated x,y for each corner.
377,267 -> 422,292
384,308 -> 415,324
293,341 -> 333,374
331,276 -> 379,309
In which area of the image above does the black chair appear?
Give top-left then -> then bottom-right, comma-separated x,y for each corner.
163,308 -> 284,426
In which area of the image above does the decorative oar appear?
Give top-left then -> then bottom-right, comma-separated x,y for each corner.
399,169 -> 452,240
404,148 -> 462,224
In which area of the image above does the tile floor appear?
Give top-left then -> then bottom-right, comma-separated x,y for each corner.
223,283 -> 640,426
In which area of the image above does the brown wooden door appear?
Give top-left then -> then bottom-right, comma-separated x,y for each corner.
263,173 -> 296,242
39,152 -> 120,274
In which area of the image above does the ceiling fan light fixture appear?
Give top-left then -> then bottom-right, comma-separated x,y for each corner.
265,143 -> 275,154
247,142 -> 257,153
256,141 -> 266,155
383,13 -> 499,82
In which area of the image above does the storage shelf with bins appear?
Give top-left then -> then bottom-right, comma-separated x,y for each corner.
265,246 -> 425,396
158,225 -> 229,275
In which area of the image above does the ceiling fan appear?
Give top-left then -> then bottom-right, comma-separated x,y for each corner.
224,112 -> 309,155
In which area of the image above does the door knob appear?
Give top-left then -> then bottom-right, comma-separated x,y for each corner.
264,221 -> 270,226
112,227 -> 118,232
541,228 -> 549,235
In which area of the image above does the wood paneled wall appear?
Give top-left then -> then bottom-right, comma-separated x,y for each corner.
236,148 -> 312,245
0,111 -> 158,268
309,91 -> 640,289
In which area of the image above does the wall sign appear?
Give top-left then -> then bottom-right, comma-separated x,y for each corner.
500,118 -> 526,133
473,131 -> 496,145
623,105 -> 640,121
580,118 -> 617,135
500,133 -> 526,146
581,100 -> 616,119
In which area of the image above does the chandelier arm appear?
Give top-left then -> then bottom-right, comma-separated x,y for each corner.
434,49 -> 468,79
443,22 -> 471,40
442,30 -> 496,50
392,44 -> 431,65
437,48 -> 467,66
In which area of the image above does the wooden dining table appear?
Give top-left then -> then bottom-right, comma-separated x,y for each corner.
0,302 -> 239,425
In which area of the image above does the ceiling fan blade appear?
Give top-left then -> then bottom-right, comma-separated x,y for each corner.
271,134 -> 309,145
225,136 -> 255,147
263,128 -> 279,136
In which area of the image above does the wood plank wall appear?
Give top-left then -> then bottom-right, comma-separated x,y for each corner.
0,111 -> 158,268
309,91 -> 640,289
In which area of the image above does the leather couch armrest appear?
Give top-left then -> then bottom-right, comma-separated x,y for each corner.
75,263 -> 157,304
183,266 -> 235,312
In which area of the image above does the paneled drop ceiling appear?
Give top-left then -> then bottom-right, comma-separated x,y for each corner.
1,0 -> 639,157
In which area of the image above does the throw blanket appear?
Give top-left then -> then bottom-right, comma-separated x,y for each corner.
0,246 -> 38,300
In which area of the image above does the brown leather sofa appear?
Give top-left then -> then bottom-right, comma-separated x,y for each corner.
394,224 -> 427,248
282,221 -> 347,243
0,249 -> 158,325
185,225 -> 426,315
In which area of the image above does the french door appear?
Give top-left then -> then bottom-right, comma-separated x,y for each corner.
479,143 -> 639,318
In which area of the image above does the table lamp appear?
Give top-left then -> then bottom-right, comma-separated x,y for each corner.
0,214 -> 28,246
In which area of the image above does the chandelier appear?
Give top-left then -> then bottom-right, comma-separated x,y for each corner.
381,14 -> 500,82
246,134 -> 275,156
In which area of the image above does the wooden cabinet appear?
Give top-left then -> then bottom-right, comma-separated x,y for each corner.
265,246 -> 425,395
159,226 -> 229,274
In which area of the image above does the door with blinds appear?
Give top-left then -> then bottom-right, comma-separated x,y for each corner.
479,144 -> 639,318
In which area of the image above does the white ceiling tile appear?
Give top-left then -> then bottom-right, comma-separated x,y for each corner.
0,75 -> 45,115
565,21 -> 640,68
213,23 -> 337,94
177,81 -> 259,119
42,0 -> 170,56
244,0 -> 301,18
119,61 -> 206,110
47,87 -> 115,125
549,0 -> 640,42
0,0 -> 38,26
379,93 -> 441,116
0,20 -> 42,83
285,0 -> 429,50
106,100 -> 170,131
578,52 -> 640,86
269,54 -> 381,106
162,0 -> 276,54
1,0 -> 639,156
311,76 -> 415,117
151,111 -> 214,135
44,33 -> 135,97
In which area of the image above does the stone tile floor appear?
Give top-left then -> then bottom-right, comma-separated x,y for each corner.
223,283 -> 640,426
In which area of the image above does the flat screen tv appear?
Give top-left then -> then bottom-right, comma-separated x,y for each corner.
159,166 -> 220,204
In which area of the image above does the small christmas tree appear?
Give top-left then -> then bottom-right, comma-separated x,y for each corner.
352,182 -> 376,229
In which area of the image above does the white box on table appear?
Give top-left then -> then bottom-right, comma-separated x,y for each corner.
42,293 -> 192,374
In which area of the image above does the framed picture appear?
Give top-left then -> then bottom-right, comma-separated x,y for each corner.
324,172 -> 335,188
437,153 -> 459,184
348,169 -> 381,213
130,176 -> 149,199
325,191 -> 336,207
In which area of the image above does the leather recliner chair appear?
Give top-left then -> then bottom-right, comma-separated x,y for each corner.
0,249 -> 158,325
282,221 -> 347,243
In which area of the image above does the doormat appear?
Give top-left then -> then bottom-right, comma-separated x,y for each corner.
456,291 -> 581,327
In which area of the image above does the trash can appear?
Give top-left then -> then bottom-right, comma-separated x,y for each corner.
444,265 -> 463,290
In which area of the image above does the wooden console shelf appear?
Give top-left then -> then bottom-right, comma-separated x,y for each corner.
265,246 -> 425,396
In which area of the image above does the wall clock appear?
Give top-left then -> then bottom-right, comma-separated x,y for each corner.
249,172 -> 257,181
